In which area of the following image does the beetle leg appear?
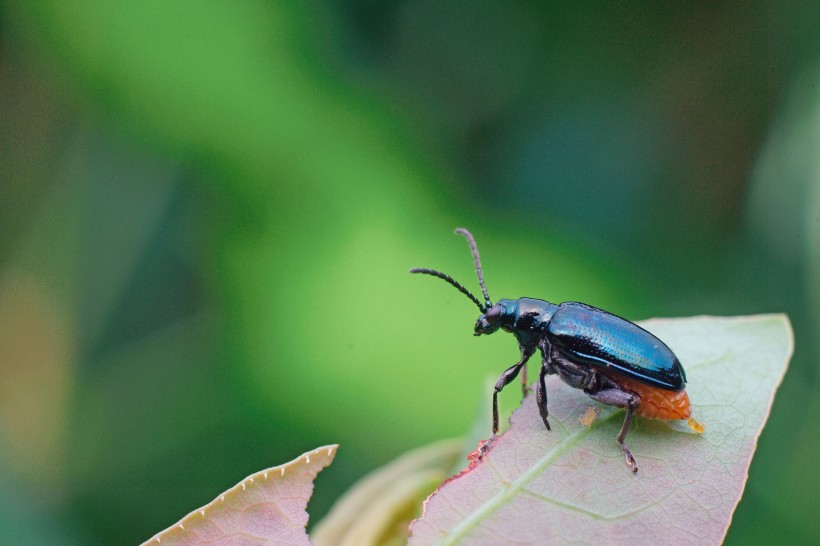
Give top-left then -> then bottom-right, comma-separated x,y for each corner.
491,352 -> 532,434
536,363 -> 550,430
479,352 -> 532,459
581,368 -> 600,391
586,388 -> 641,473
520,364 -> 530,397
618,403 -> 638,473
536,341 -> 555,431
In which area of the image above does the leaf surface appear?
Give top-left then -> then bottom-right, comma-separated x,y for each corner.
142,445 -> 338,546
409,315 -> 792,545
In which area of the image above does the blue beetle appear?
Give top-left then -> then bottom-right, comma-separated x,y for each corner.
411,228 -> 691,472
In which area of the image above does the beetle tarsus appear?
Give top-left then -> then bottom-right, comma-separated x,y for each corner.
478,434 -> 497,459
621,442 -> 638,473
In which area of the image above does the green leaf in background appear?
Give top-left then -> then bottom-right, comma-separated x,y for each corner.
408,315 -> 792,545
142,445 -> 338,546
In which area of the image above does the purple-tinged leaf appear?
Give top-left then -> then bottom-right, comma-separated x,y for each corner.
142,445 -> 338,546
409,315 -> 792,545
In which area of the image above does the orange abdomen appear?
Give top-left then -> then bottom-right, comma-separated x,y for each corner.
607,374 -> 691,420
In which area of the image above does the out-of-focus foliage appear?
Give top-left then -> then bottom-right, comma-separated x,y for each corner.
312,439 -> 462,546
0,1 -> 817,544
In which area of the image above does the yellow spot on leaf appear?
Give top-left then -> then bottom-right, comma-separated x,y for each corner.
688,418 -> 706,433
580,406 -> 598,427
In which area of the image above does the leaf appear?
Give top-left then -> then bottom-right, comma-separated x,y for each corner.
312,439 -> 462,546
142,445 -> 338,546
408,315 -> 793,545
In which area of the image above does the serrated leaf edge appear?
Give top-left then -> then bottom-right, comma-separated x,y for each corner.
141,444 -> 339,545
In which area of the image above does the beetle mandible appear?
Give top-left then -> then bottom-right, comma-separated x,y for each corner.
411,228 -> 691,472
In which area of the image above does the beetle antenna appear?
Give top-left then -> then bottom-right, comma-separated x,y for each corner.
409,268 -> 487,313
454,228 -> 492,309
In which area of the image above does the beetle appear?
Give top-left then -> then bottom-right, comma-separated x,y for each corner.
411,228 -> 691,472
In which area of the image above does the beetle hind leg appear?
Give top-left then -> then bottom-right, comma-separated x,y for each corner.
617,403 -> 638,473
586,387 -> 641,473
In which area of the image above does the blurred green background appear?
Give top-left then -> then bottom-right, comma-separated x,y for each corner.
0,1 -> 817,544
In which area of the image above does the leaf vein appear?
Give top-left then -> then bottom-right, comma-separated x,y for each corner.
434,411 -> 619,545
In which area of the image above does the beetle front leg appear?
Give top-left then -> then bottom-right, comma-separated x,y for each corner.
490,351 -> 532,435
479,351 -> 533,458
586,387 -> 641,473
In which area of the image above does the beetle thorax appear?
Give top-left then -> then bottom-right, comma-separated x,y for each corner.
515,298 -> 558,346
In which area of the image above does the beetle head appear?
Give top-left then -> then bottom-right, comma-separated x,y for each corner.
474,300 -> 515,336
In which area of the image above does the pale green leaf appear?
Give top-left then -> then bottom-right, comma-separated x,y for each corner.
409,315 -> 792,545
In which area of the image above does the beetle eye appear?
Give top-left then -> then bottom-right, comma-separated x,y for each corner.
484,306 -> 501,324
